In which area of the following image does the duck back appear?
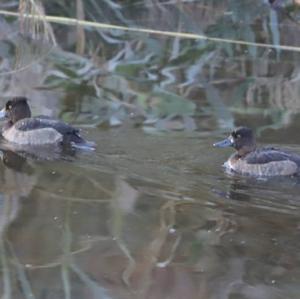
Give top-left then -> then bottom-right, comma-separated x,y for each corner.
245,147 -> 300,166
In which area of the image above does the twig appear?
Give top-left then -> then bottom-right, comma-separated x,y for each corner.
0,10 -> 300,53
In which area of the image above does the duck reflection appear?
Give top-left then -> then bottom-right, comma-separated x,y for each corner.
0,149 -> 36,240
212,176 -> 252,202
0,136 -> 79,162
214,172 -> 300,204
1,149 -> 33,173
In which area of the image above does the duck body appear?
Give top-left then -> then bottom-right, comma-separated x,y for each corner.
225,147 -> 300,176
0,97 -> 92,148
2,117 -> 85,146
214,127 -> 300,177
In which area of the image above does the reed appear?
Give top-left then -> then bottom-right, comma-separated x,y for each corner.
0,3 -> 299,53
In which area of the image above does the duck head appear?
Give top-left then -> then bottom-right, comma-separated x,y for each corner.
0,97 -> 31,124
213,127 -> 256,156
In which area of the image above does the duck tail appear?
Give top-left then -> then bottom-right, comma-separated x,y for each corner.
63,132 -> 96,150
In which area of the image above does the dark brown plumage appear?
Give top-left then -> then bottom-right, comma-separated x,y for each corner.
214,127 -> 300,176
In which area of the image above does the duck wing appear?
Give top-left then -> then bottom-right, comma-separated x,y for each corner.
245,147 -> 300,165
14,117 -> 79,135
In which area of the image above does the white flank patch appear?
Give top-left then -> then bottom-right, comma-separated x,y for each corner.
3,127 -> 63,146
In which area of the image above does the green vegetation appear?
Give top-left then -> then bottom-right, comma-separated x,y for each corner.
1,0 -> 300,131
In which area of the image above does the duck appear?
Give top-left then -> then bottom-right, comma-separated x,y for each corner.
213,127 -> 300,176
0,97 -> 94,148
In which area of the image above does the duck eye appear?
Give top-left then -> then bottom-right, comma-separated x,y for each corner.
5,102 -> 12,110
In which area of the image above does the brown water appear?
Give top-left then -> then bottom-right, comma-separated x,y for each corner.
1,0 -> 300,299
1,126 -> 300,299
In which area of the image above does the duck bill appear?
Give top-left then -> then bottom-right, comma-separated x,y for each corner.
213,137 -> 234,148
0,107 -> 6,119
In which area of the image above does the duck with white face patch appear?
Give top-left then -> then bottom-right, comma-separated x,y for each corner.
214,127 -> 300,177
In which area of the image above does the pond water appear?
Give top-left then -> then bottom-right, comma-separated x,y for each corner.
1,0 -> 300,298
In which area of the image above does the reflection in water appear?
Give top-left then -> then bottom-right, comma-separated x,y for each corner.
0,139 -> 78,161
0,149 -> 37,299
0,149 -> 35,234
0,128 -> 298,298
1,149 -> 32,173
